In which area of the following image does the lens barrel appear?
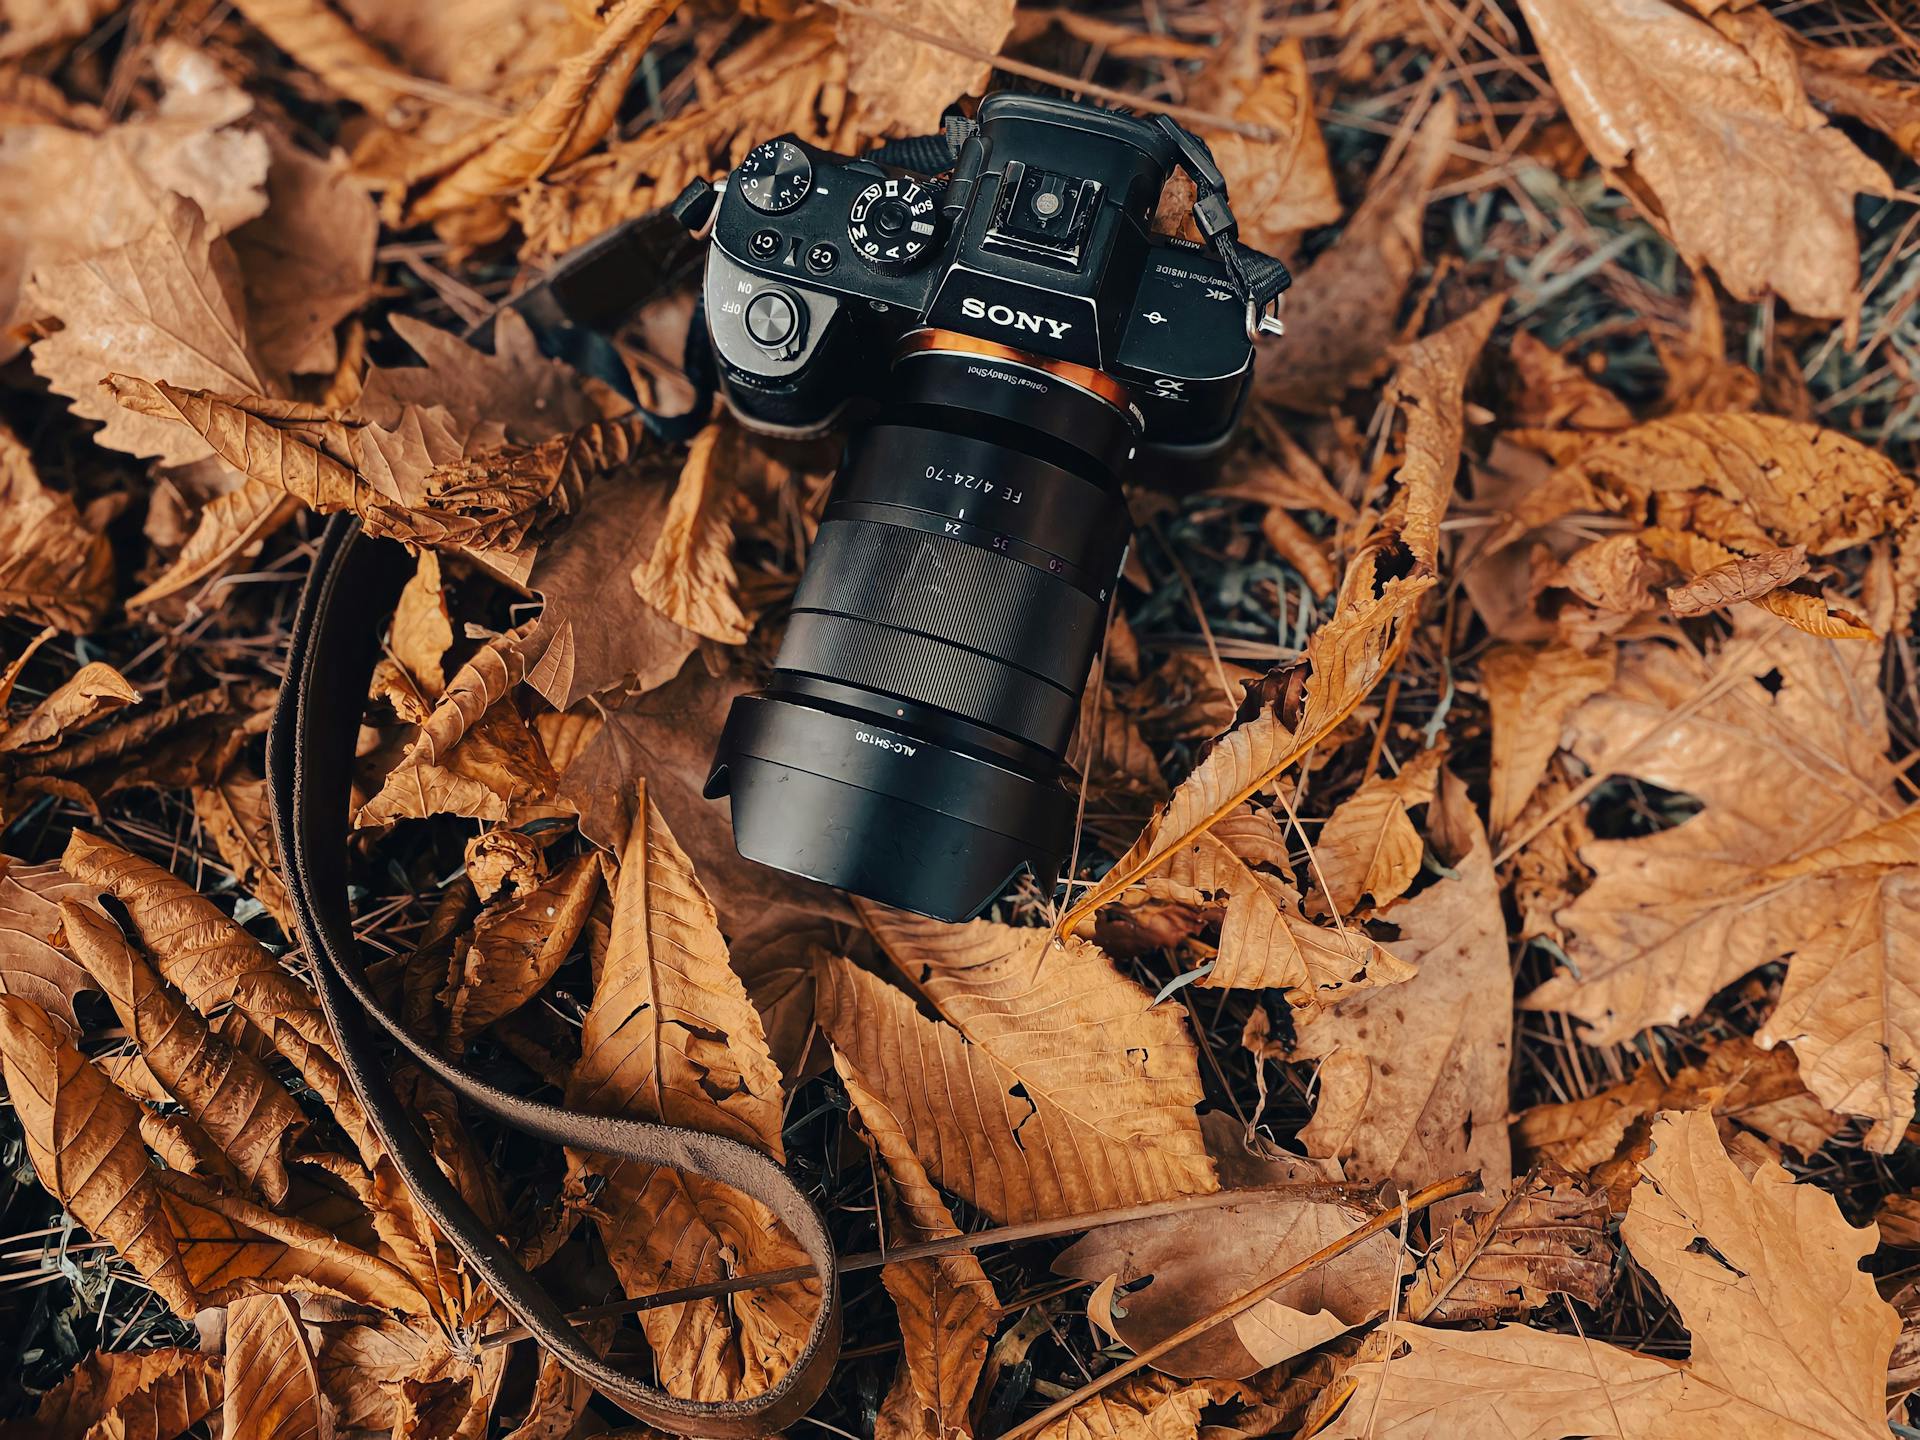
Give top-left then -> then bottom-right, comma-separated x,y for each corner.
706,338 -> 1137,920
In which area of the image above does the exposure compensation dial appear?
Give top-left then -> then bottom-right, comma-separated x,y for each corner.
848,178 -> 938,270
738,140 -> 813,214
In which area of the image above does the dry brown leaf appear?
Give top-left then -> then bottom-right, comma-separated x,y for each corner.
1402,1173 -> 1613,1322
61,901 -> 301,1204
1480,642 -> 1616,839
60,829 -> 379,1164
0,661 -> 139,755
836,1056 -> 999,1440
231,134 -> 376,376
518,16 -> 872,255
1515,1036 -> 1841,1194
1504,331 -> 1634,431
565,783 -> 817,1403
28,194 -> 275,466
837,0 -> 1014,133
1174,33 -> 1340,253
3,1348 -> 221,1440
392,551 -> 453,699
442,851 -> 598,1049
1290,771 -> 1513,1197
0,48 -> 268,363
1062,297 -> 1490,937
1033,1373 -> 1238,1440
1532,416 -> 1912,595
0,427 -> 114,633
1800,50 -> 1920,161
1515,0 -> 1891,319
1311,744 -> 1444,915
819,919 -> 1214,1224
223,1293 -> 333,1440
401,0 -> 686,229
128,482 -> 303,611
0,854 -> 107,1035
1067,654 -> 1169,804
515,463 -> 701,709
0,992 -> 199,1313
633,422 -> 751,645
104,377 -> 641,554
1667,542 -> 1809,617
360,311 -> 608,445
1751,581 -> 1877,639
1258,95 -> 1455,410
1318,1110 -> 1897,1439
1521,609 -> 1920,1148
193,768 -> 297,934
1053,1113 -> 1398,1379
224,0 -> 420,117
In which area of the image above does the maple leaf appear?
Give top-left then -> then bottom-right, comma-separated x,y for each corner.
1516,0 -> 1892,320
1522,608 -> 1920,1148
1317,1110 -> 1898,1439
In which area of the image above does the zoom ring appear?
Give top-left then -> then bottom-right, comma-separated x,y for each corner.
776,612 -> 1078,752
792,520 -> 1101,690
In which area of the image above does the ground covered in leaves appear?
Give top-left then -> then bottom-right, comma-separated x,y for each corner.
3,0 -> 1920,1437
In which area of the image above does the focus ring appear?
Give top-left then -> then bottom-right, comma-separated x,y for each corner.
776,612 -> 1077,752
792,521 -> 1100,689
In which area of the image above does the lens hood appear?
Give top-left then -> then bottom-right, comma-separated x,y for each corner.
705,694 -> 1074,922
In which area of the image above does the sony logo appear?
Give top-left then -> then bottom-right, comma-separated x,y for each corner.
959,296 -> 1074,340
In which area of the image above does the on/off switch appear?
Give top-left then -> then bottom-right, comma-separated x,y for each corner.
745,289 -> 801,351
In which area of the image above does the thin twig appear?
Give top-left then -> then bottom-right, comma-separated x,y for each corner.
476,1178 -> 1394,1349
993,1172 -> 1480,1440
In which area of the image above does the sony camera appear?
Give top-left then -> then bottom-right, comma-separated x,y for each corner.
691,91 -> 1292,921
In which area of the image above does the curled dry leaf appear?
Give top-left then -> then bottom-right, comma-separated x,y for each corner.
1258,95 -> 1455,410
60,829 -> 379,1165
1,1348 -> 221,1440
60,901 -> 301,1204
1310,743 -> 1444,916
836,0 -> 1014,134
401,0 -> 686,229
1479,642 -> 1616,839
222,1293 -> 333,1440
1514,1035 -> 1841,1201
1521,610 -> 1920,1148
1799,47 -> 1920,162
442,851 -> 599,1049
633,422 -> 752,645
1515,0 -> 1891,319
0,854 -> 107,1035
836,1056 -> 999,1440
0,426 -> 114,632
1504,331 -> 1633,432
1403,1173 -> 1613,1323
1032,1373 -> 1240,1440
1666,542 -> 1809,617
0,661 -> 138,755
224,0 -> 419,118
1318,1110 -> 1898,1439
193,768 -> 297,933
1053,1113 -> 1399,1380
820,910 -> 1215,1224
1289,771 -> 1512,1199
565,783 -> 817,1403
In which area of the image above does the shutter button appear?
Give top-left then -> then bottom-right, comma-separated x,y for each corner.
745,289 -> 800,349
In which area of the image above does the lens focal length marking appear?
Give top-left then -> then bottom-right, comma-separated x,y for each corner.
826,499 -> 1114,602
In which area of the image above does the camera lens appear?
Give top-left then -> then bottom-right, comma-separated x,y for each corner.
707,334 -> 1139,920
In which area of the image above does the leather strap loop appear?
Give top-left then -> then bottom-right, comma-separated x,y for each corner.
267,515 -> 841,1437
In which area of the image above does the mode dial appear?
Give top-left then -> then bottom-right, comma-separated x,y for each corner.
738,140 -> 813,214
848,178 -> 938,270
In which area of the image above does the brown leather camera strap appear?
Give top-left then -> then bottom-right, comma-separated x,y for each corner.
267,515 -> 841,1437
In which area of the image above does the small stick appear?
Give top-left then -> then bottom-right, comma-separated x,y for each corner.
477,1177 -> 1392,1349
822,0 -> 1278,142
993,1171 -> 1480,1440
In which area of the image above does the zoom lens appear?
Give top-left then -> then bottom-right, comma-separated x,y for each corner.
706,335 -> 1138,920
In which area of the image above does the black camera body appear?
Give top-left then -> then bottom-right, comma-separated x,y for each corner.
699,92 -> 1290,922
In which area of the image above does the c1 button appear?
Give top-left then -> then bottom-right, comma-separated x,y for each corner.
748,228 -> 780,259
745,290 -> 800,349
805,242 -> 838,275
